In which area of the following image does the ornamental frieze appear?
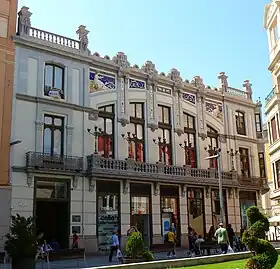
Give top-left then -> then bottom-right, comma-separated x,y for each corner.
182,93 -> 196,104
128,78 -> 146,89
205,101 -> 223,122
89,71 -> 116,92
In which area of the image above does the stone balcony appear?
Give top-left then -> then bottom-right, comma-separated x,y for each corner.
86,154 -> 266,190
26,151 -> 84,173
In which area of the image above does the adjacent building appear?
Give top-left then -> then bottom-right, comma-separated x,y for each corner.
10,6 -> 267,253
264,0 -> 280,214
0,0 -> 18,250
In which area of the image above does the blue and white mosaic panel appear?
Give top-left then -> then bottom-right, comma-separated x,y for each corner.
89,71 -> 116,93
128,78 -> 146,89
157,86 -> 171,95
182,93 -> 196,104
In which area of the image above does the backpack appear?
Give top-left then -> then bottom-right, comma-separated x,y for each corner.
164,233 -> 169,243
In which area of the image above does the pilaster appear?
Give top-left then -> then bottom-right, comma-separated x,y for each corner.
120,180 -> 130,248
227,188 -> 237,231
146,78 -> 158,131
204,186 -> 212,231
151,183 -> 162,244
234,188 -> 241,233
173,88 -> 184,136
179,185 -> 188,247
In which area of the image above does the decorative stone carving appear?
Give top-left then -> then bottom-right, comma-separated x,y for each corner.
219,134 -> 227,143
66,125 -> 74,136
35,120 -> 44,131
181,184 -> 187,197
141,61 -> 158,77
117,74 -> 129,127
72,176 -> 79,190
228,188 -> 234,199
76,25 -> 89,53
147,82 -> 158,131
27,173 -> 33,187
197,96 -> 207,138
89,177 -> 96,192
235,188 -> 239,199
174,89 -> 184,136
243,80 -> 252,100
154,182 -> 160,196
168,68 -> 183,84
205,101 -> 224,122
88,110 -> 99,121
123,180 -> 129,194
129,79 -> 145,89
218,72 -> 228,93
18,6 -> 32,36
113,52 -> 130,68
205,186 -> 211,199
191,76 -> 205,91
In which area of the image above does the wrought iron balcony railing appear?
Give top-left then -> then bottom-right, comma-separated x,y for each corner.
87,154 -> 237,185
26,151 -> 83,172
265,87 -> 276,104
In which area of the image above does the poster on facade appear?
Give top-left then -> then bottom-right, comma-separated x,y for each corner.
162,217 -> 171,236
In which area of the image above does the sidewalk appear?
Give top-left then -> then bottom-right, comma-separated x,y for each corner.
35,249 -> 187,269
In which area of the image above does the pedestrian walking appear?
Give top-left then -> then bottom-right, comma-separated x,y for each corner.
226,224 -> 235,248
72,231 -> 79,249
109,230 -> 120,262
214,223 -> 230,254
166,227 -> 177,258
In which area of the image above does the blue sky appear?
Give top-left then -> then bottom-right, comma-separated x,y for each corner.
18,0 -> 271,103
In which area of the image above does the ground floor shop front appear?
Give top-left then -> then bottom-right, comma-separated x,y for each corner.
10,172 -> 262,253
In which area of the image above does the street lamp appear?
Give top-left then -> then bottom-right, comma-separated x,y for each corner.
87,126 -> 103,154
121,132 -> 137,159
205,147 -> 224,224
153,137 -> 168,163
179,140 -> 192,166
227,149 -> 238,171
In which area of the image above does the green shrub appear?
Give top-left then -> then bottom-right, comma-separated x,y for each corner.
125,231 -> 144,259
141,250 -> 154,261
242,206 -> 278,269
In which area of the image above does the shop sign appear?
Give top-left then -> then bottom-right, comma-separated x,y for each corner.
162,208 -> 173,213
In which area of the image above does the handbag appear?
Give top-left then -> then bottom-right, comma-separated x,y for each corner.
116,249 -> 123,258
227,245 -> 234,253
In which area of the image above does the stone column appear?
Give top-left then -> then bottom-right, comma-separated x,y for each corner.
120,180 -> 130,249
226,188 -> 237,230
204,187 -> 212,232
179,185 -> 188,248
151,183 -> 162,245
234,189 -> 241,235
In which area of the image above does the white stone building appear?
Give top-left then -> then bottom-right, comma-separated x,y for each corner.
264,0 -> 280,216
8,6 -> 267,253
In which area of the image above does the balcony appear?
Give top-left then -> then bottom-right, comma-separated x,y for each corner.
87,154 -> 237,186
265,87 -> 275,105
238,176 -> 269,193
26,152 -> 83,172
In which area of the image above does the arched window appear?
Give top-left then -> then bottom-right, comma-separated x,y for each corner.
206,125 -> 219,168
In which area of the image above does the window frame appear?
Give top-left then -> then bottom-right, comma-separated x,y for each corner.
98,104 -> 115,158
239,147 -> 250,178
235,111 -> 246,136
258,152 -> 266,178
183,113 -> 197,168
44,63 -> 65,99
129,102 -> 145,162
43,114 -> 65,156
206,125 -> 219,169
270,116 -> 278,143
255,113 -> 262,133
158,105 -> 172,165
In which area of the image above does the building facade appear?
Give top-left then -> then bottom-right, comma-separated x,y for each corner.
0,0 -> 18,250
9,6 -> 267,253
264,1 -> 280,212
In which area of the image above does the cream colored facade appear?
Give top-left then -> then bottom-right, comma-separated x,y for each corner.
264,1 -> 280,208
8,6 -> 267,252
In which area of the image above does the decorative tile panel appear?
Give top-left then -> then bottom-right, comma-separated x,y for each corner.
157,86 -> 171,95
129,78 -> 145,89
89,71 -> 116,93
182,93 -> 196,104
205,101 -> 223,122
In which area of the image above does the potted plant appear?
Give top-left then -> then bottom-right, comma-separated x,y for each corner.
123,231 -> 154,263
5,214 -> 38,269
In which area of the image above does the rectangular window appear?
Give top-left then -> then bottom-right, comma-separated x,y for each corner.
183,113 -> 196,168
271,116 -> 277,142
239,147 -> 250,177
44,64 -> 65,99
127,103 -> 145,162
235,111 -> 246,135
157,105 -> 172,165
258,153 -> 266,178
275,161 -> 280,189
255,113 -> 262,133
206,125 -> 218,168
43,114 -> 64,156
98,105 -> 115,158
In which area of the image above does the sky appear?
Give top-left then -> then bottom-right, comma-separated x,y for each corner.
18,0 -> 271,103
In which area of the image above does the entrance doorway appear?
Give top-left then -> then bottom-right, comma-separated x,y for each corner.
34,178 -> 70,249
131,214 -> 150,248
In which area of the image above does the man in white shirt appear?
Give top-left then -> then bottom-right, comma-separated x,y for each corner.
109,230 -> 120,262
